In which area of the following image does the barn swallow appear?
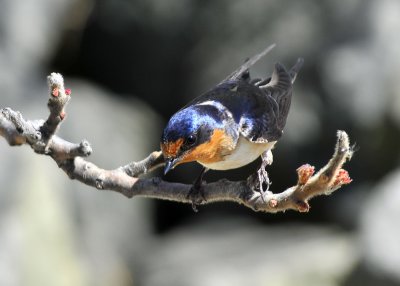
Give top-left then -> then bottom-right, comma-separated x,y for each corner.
161,45 -> 303,210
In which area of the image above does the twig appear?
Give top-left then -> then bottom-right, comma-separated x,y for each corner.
0,73 -> 353,213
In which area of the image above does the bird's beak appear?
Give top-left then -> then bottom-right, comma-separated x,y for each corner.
164,158 -> 180,175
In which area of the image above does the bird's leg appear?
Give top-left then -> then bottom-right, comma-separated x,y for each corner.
187,167 -> 208,212
257,150 -> 273,200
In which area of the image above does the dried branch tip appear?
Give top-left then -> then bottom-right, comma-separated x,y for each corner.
336,130 -> 353,160
48,73 -> 65,97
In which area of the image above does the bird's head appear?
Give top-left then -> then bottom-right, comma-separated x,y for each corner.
161,105 -> 232,174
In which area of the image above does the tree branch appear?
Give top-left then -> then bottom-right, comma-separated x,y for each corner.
0,73 -> 353,213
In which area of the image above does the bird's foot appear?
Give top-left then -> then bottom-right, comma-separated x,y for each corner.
257,150 -> 273,201
257,164 -> 271,202
187,181 -> 206,212
187,167 -> 208,212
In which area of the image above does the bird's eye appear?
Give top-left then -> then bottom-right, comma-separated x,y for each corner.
185,134 -> 197,146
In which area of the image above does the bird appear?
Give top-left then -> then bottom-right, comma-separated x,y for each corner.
160,44 -> 304,210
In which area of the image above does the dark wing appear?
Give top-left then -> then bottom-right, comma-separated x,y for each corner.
236,82 -> 281,143
259,62 -> 292,131
186,46 -> 303,144
185,44 -> 276,108
240,58 -> 304,143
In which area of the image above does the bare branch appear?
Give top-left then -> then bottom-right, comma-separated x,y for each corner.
0,73 -> 353,213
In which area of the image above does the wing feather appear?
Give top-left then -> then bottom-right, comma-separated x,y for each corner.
192,48 -> 303,144
240,58 -> 303,142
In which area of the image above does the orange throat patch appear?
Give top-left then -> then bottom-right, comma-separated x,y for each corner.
161,129 -> 235,167
181,129 -> 235,165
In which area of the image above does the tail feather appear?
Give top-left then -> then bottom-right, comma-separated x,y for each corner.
260,59 -> 304,130
259,62 -> 292,91
289,58 -> 304,84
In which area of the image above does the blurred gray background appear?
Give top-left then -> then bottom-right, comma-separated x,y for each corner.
1,0 -> 400,285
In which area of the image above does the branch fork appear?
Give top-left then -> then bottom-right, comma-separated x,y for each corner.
0,73 -> 354,213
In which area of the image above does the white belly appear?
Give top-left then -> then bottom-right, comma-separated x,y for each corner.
200,136 -> 276,170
